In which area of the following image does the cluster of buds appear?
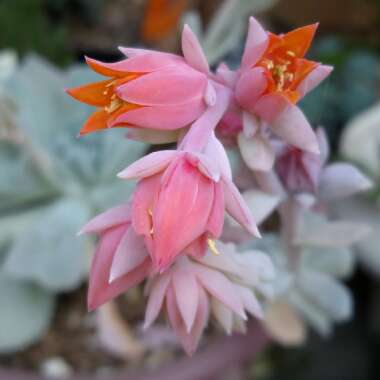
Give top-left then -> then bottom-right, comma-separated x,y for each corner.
69,17 -> 339,354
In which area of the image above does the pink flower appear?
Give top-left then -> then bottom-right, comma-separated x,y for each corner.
217,17 -> 333,171
78,203 -> 151,311
118,133 -> 260,271
67,25 -> 229,142
143,242 -> 273,355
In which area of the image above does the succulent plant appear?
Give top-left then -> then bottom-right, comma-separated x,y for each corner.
0,53 -> 146,352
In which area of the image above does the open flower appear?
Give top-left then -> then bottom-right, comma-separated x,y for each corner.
78,203 -> 151,311
143,242 -> 274,355
217,17 -> 333,171
66,25 -> 228,140
118,133 -> 259,271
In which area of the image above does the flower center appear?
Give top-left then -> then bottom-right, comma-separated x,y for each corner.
261,50 -> 296,92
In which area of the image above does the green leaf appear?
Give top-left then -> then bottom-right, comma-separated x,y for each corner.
3,198 -> 91,292
0,273 -> 55,353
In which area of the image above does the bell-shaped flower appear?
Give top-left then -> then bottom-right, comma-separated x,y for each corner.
67,24 -> 229,141
118,133 -> 260,271
143,241 -> 274,355
217,17 -> 333,171
78,203 -> 151,311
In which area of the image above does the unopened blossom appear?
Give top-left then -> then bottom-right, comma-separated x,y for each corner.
118,133 -> 260,271
67,25 -> 229,141
217,17 -> 333,171
144,242 -> 274,355
274,128 -> 372,200
78,203 -> 151,311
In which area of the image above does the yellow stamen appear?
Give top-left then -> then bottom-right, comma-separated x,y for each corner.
105,97 -> 122,113
286,50 -> 296,57
148,208 -> 154,235
207,239 -> 220,255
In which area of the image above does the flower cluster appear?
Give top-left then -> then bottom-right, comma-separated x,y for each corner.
69,17 -> 338,354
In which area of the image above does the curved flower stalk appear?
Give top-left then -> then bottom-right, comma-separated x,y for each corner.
67,25 -> 230,142
118,132 -> 259,271
217,17 -> 333,171
144,242 -> 274,355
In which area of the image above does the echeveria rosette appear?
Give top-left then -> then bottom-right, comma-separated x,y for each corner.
118,132 -> 260,271
217,17 -> 333,171
66,25 -> 230,144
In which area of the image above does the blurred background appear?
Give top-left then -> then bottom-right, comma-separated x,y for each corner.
0,0 -> 379,379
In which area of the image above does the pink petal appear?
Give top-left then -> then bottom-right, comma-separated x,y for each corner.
204,132 -> 232,180
144,274 -> 171,328
95,52 -> 184,74
271,105 -> 320,154
118,150 -> 179,179
297,65 -> 333,99
112,98 -> 206,130
238,133 -> 275,172
109,227 -> 149,283
242,111 -> 260,138
235,67 -> 267,112
241,17 -> 269,69
152,158 -> 215,270
207,182 -> 225,238
204,80 -> 217,106
131,173 -> 162,236
173,266 -> 199,333
211,299 -> 233,334
194,264 -> 246,319
185,235 -> 208,259
119,47 -> 180,62
316,128 -> 329,165
236,285 -> 263,319
166,284 -> 209,356
117,68 -> 207,106
180,83 -> 231,151
216,63 -> 238,87
186,151 -> 221,182
87,226 -> 151,311
222,179 -> 260,236
181,24 -> 209,73
78,204 -> 130,235
253,93 -> 290,123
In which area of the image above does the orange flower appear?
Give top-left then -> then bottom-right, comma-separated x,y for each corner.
256,24 -> 319,104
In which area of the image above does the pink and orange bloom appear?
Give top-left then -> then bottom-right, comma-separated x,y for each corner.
69,17 -> 341,354
217,18 -> 333,171
67,25 -> 229,141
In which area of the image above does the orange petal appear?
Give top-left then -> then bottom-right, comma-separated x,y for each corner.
85,57 -> 128,78
291,58 -> 319,89
281,90 -> 301,104
67,79 -> 113,107
141,0 -> 188,42
79,109 -> 109,136
282,23 -> 318,58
